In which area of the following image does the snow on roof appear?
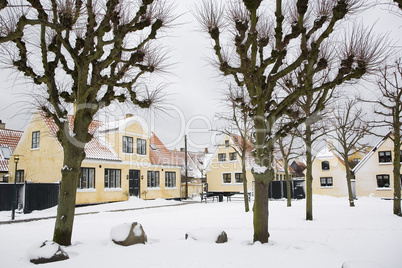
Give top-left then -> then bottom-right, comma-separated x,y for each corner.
170,150 -> 208,178
40,112 -> 121,162
98,115 -> 150,136
149,132 -> 181,166
315,145 -> 335,159
0,128 -> 23,152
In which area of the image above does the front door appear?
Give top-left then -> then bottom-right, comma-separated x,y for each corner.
129,170 -> 140,197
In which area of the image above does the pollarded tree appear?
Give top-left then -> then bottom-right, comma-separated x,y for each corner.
329,99 -> 372,207
0,0 -> 175,246
195,0 -> 387,243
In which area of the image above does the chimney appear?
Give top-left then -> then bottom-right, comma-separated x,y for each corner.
205,148 -> 209,154
126,114 -> 133,118
180,148 -> 185,152
0,120 -> 5,129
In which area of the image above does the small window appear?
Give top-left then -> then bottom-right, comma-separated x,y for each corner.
376,174 -> 390,188
31,131 -> 40,149
378,151 -> 392,163
225,140 -> 229,148
235,173 -> 243,183
123,136 -> 133,153
0,147 -> 12,160
79,168 -> 95,189
147,171 -> 160,188
137,138 -> 146,155
165,172 -> 176,188
320,177 -> 333,187
229,152 -> 237,161
104,169 -> 121,188
321,161 -> 330,170
150,144 -> 157,150
223,173 -> 231,184
218,153 -> 226,162
16,170 -> 24,183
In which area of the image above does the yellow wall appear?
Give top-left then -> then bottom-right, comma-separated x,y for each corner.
206,136 -> 254,193
9,113 -> 181,204
355,138 -> 401,198
312,152 -> 349,197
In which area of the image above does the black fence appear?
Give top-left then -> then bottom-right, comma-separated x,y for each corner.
269,180 -> 305,199
0,182 -> 60,213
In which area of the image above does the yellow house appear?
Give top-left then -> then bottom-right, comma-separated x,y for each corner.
9,111 -> 181,204
312,145 -> 351,197
205,135 -> 254,194
353,134 -> 402,198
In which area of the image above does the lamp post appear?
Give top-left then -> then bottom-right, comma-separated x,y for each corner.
11,155 -> 19,220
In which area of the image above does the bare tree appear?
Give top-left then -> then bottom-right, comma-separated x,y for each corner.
329,99 -> 372,207
0,0 -> 175,246
195,0 -> 388,243
367,58 -> 402,216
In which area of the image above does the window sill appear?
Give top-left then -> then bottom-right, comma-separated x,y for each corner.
122,152 -> 134,155
147,187 -> 161,190
376,188 -> 391,191
378,162 -> 392,165
165,187 -> 177,190
31,148 -> 40,151
222,183 -> 232,186
320,186 -> 334,189
77,189 -> 96,193
104,188 -> 122,192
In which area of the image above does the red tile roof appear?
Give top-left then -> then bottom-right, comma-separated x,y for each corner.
0,128 -> 23,172
39,112 -> 120,162
149,132 -> 181,166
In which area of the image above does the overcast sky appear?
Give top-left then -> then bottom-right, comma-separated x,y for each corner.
0,0 -> 401,152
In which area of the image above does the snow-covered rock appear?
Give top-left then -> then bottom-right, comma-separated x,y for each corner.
110,222 -> 147,246
185,229 -> 228,244
342,260 -> 384,268
27,240 -> 69,264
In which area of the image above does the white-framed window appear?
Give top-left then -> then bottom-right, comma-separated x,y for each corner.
235,172 -> 243,184
320,177 -> 333,187
104,169 -> 121,188
225,140 -> 229,148
229,152 -> 237,161
378,151 -> 392,163
123,136 -> 133,153
218,153 -> 226,162
79,168 -> 95,189
321,161 -> 330,170
165,172 -> 176,188
31,131 -> 40,149
222,173 -> 231,184
16,170 -> 24,183
147,171 -> 159,188
137,138 -> 146,155
376,174 -> 390,188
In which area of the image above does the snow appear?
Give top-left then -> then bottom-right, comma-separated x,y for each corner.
110,223 -> 132,242
253,164 -> 268,174
27,241 -> 62,260
1,196 -> 402,268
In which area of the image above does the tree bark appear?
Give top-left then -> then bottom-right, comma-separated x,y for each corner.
242,159 -> 250,212
393,119 -> 402,216
305,124 -> 313,221
284,159 -> 292,207
53,143 -> 85,246
253,177 -> 269,243
345,160 -> 355,207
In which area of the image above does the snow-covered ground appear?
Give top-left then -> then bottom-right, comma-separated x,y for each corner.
0,195 -> 401,268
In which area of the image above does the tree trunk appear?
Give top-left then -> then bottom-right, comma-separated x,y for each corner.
53,143 -> 85,246
242,160 -> 250,212
284,159 -> 292,207
393,121 -> 402,216
305,124 -> 313,221
345,160 -> 355,207
253,176 -> 269,243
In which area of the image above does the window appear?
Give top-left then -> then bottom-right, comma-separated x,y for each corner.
79,168 -> 95,189
376,174 -> 390,188
165,172 -> 176,188
229,152 -> 237,161
148,171 -> 160,188
225,140 -> 229,148
31,131 -> 40,149
0,146 -> 12,160
223,173 -> 231,184
104,169 -> 121,188
218,153 -> 226,162
123,136 -> 133,153
16,170 -> 24,183
321,161 -> 330,170
235,173 -> 243,183
320,177 -> 333,187
137,138 -> 146,155
378,151 -> 392,163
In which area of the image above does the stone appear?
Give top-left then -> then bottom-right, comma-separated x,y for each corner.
185,230 -> 228,244
28,240 -> 69,265
215,231 -> 228,244
111,222 -> 147,246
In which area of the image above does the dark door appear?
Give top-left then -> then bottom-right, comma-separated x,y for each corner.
129,170 -> 140,197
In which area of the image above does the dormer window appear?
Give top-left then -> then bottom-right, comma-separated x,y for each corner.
0,146 -> 12,160
321,161 -> 330,170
